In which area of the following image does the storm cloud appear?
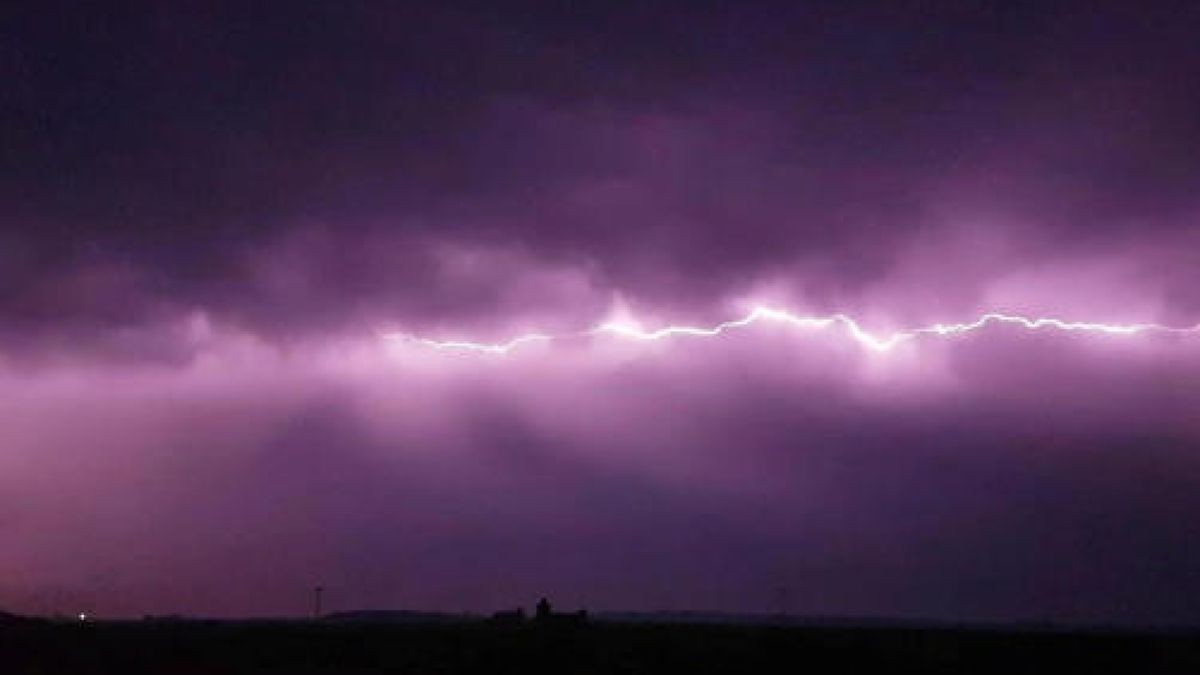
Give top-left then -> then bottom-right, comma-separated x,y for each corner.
2,1 -> 1200,623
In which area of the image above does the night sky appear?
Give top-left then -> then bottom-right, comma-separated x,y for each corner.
3,1 -> 1200,623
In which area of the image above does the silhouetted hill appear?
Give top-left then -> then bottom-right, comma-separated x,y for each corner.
323,609 -> 474,624
590,612 -> 1200,634
1,617 -> 1197,673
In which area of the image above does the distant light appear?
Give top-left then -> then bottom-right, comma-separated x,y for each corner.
78,613 -> 87,622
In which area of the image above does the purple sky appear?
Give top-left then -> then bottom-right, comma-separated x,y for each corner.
3,1 -> 1200,623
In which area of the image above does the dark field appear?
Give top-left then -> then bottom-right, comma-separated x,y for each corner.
2,618 -> 1198,674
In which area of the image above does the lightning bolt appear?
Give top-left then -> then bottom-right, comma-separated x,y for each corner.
381,307 -> 1200,355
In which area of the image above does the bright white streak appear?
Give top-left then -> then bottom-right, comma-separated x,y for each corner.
381,307 -> 1200,355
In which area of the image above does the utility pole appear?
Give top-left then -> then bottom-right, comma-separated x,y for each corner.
313,586 -> 324,618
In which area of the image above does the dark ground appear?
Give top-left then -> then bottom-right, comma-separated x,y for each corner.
2,618 -> 1198,674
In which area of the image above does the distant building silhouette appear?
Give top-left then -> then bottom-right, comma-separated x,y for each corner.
532,597 -> 587,627
490,607 -> 525,625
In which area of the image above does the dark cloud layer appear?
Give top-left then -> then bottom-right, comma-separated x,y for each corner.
2,1 -> 1200,622
5,1 -> 1200,342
